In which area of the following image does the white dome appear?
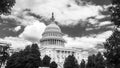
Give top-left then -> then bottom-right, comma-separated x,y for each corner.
40,22 -> 66,47
44,22 -> 61,32
40,13 -> 66,47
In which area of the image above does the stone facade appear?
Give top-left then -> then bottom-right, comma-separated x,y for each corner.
39,13 -> 83,68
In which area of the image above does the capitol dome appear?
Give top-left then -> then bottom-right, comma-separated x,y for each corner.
44,22 -> 61,33
40,13 -> 66,47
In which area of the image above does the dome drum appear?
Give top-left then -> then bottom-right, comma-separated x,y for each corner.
42,31 -> 63,37
40,14 -> 66,47
40,39 -> 65,47
40,37 -> 66,42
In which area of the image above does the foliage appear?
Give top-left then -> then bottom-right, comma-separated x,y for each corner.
86,52 -> 105,68
0,45 -> 10,68
109,0 -> 120,27
104,29 -> 120,68
50,61 -> 58,68
0,0 -> 15,15
80,59 -> 85,68
5,44 -> 42,68
86,54 -> 96,68
31,44 -> 40,56
64,55 -> 79,68
42,55 -> 51,67
95,52 -> 105,68
104,0 -> 120,68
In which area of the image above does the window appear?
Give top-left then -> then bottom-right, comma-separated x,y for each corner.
65,51 -> 67,53
62,51 -> 64,53
72,52 -> 75,54
57,50 -> 60,53
68,51 -> 70,53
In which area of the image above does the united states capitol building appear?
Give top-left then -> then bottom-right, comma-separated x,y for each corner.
39,13 -> 87,67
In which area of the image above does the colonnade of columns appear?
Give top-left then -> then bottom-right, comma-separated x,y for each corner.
42,39 -> 64,46
56,50 -> 75,55
43,32 -> 61,38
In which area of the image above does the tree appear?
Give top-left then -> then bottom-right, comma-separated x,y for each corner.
104,29 -> 120,68
0,0 -> 15,15
50,61 -> 58,68
95,52 -> 105,68
0,45 -> 10,68
80,59 -> 85,68
42,55 -> 51,67
86,54 -> 96,68
31,44 -> 40,56
110,0 -> 120,27
64,55 -> 79,68
104,0 -> 120,68
86,52 -> 105,68
5,51 -> 24,68
5,44 -> 42,68
31,44 -> 41,66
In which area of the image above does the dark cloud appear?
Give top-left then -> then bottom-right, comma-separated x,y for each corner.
98,16 -> 111,22
0,17 -> 25,38
27,12 -> 42,19
0,10 -> 48,38
74,0 -> 111,6
27,12 -> 51,25
95,44 -> 104,49
25,7 -> 112,38
60,21 -> 112,37
82,0 -> 111,5
101,10 -> 111,16
84,27 -> 112,36
60,23 -> 86,37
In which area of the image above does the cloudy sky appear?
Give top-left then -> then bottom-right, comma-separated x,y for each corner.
0,0 -> 112,55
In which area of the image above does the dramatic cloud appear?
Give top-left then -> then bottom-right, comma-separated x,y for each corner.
13,0 -> 106,26
19,21 -> 46,42
82,0 -> 111,5
0,37 -> 32,49
0,0 -> 112,56
64,30 -> 112,49
0,16 -> 25,38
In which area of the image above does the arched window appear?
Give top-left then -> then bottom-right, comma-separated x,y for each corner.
51,33 -> 53,36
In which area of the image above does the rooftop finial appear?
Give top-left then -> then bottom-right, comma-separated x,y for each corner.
51,12 -> 55,21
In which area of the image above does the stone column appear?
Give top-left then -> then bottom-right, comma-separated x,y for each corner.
47,40 -> 50,45
51,39 -> 53,45
57,40 -> 59,45
53,40 -> 54,45
58,40 -> 60,45
60,40 -> 61,45
59,40 -> 61,45
56,40 -> 57,45
44,40 -> 46,45
55,39 -> 57,45
53,39 -> 55,45
55,39 -> 56,45
53,39 -> 54,44
46,40 -> 48,45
